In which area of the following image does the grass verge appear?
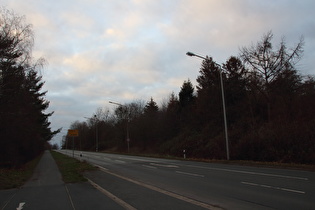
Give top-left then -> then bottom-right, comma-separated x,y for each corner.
0,154 -> 42,190
50,151 -> 96,183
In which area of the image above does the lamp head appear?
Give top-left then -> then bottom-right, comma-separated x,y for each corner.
186,52 -> 195,57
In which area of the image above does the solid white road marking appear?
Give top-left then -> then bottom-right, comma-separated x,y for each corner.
97,167 -> 220,209
88,179 -> 137,210
16,202 -> 25,210
65,185 -> 76,210
176,171 -> 205,177
241,181 -> 305,194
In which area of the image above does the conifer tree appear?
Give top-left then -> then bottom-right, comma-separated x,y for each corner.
0,8 -> 59,167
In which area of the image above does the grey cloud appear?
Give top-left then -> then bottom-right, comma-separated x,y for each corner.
3,0 -> 314,145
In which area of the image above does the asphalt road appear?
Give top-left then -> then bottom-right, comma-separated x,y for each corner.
59,150 -> 315,210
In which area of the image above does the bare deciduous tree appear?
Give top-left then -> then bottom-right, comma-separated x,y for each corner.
240,31 -> 304,88
240,31 -> 304,120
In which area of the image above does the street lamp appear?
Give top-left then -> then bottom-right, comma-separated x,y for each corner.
84,115 -> 98,152
109,101 -> 130,153
186,51 -> 230,160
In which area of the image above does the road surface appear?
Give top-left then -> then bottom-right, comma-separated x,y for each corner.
60,150 -> 315,209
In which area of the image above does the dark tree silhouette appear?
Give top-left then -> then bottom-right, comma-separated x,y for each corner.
0,8 -> 59,167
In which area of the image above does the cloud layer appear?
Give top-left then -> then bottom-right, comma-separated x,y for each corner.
2,0 -> 315,144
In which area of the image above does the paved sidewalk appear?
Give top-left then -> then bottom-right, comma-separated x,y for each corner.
0,150 -> 122,210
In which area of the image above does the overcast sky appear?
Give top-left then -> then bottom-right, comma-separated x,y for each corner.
2,0 -> 315,145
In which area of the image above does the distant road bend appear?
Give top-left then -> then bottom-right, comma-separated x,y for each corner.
59,150 -> 315,209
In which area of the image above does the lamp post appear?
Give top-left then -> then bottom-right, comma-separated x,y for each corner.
186,51 -> 230,160
84,115 -> 98,152
109,101 -> 130,153
95,115 -> 98,152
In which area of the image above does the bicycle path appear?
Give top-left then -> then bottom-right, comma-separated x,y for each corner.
0,150 -> 123,210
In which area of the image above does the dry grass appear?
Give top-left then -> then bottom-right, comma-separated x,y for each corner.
0,154 -> 42,189
51,151 -> 96,183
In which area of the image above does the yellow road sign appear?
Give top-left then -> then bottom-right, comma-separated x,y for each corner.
68,129 -> 79,137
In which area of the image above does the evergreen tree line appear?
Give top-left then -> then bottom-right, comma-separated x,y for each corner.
0,9 -> 59,167
65,32 -> 315,164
